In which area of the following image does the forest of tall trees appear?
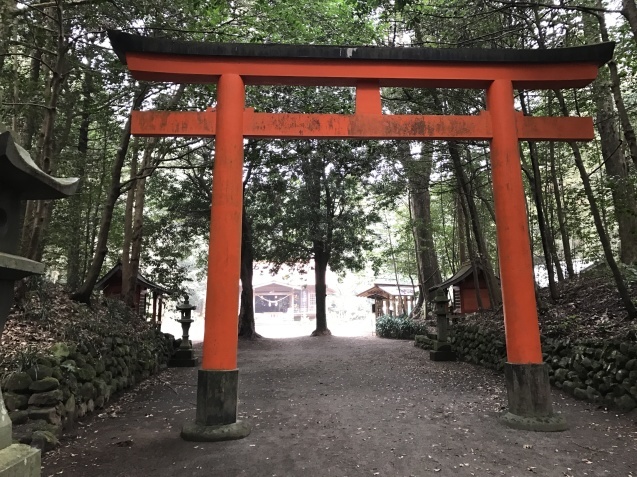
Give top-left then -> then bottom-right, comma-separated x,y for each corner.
4,0 -> 637,337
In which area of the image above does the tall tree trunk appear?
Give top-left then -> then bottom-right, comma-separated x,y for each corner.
401,142 -> 441,313
448,141 -> 502,307
66,72 -> 93,291
547,95 -> 575,278
596,3 -> 637,167
555,90 -> 637,319
71,84 -> 149,304
311,243 -> 331,336
24,50 -> 43,150
519,92 -> 559,300
520,145 -> 559,300
622,0 -> 637,47
21,1 -> 69,261
457,190 -> 467,265
594,85 -> 637,264
120,139 -> 139,299
459,194 -> 484,311
122,85 -> 185,306
123,148 -> 151,307
238,207 -> 260,339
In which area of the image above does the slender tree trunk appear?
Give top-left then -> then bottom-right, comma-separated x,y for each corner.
311,243 -> 331,336
123,148 -> 151,307
238,208 -> 260,339
24,50 -> 43,150
21,1 -> 69,261
71,84 -> 149,304
401,142 -> 441,312
457,190 -> 467,264
595,3 -> 637,167
594,85 -> 637,264
622,0 -> 637,47
522,144 -> 558,300
547,95 -> 575,277
459,194 -> 484,311
555,90 -> 637,319
66,73 -> 93,290
448,141 -> 502,307
120,139 -> 139,299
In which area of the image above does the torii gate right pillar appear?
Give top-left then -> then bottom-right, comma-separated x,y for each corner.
487,79 -> 567,431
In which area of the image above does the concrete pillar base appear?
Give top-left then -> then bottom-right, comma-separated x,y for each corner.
0,444 -> 41,476
181,420 -> 251,442
168,349 -> 199,368
501,362 -> 568,432
429,342 -> 456,361
181,369 -> 251,442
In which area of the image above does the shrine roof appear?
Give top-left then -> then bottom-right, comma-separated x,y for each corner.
108,31 -> 614,67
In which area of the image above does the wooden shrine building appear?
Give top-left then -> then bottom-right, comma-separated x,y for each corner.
357,282 -> 417,317
429,263 -> 493,314
253,281 -> 335,320
95,262 -> 170,325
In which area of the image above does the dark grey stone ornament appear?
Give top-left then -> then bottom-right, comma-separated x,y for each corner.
0,128 -> 78,476
429,288 -> 456,362
169,295 -> 199,367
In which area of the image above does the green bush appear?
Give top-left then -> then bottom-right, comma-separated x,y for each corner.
376,314 -> 428,340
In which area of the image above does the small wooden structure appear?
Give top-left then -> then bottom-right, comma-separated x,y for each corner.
357,282 -> 417,317
95,262 -> 170,324
253,282 -> 335,320
429,263 -> 492,314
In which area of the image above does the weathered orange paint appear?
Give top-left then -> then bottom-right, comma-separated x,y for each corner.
356,81 -> 382,115
487,79 -> 543,364
202,74 -> 244,371
132,110 -> 594,141
125,52 -> 599,89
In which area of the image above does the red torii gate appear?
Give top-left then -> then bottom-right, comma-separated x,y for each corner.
109,31 -> 613,439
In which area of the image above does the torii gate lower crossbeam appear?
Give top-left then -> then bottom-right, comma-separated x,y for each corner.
109,31 -> 614,439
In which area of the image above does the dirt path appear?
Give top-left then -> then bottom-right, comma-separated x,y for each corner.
43,336 -> 637,477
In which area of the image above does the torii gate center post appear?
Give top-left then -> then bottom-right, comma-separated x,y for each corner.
109,31 -> 614,438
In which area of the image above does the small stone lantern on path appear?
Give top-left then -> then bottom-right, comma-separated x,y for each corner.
0,128 -> 78,476
429,288 -> 456,361
169,295 -> 199,367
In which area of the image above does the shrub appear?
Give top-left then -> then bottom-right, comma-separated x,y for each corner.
376,314 -> 428,339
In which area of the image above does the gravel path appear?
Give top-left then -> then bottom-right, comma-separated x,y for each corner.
43,335 -> 637,476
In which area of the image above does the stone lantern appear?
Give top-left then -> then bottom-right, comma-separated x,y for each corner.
0,128 -> 78,476
429,288 -> 456,361
169,295 -> 199,367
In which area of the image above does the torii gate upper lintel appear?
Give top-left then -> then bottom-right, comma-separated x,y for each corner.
108,30 -> 614,438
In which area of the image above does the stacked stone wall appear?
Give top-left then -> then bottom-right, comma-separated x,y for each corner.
1,330 -> 173,451
415,324 -> 637,412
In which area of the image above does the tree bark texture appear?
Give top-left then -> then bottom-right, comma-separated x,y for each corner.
555,90 -> 637,319
238,208 -> 260,339
594,86 -> 637,265
403,142 -> 441,308
447,141 -> 502,307
622,0 -> 637,47
66,72 -> 93,290
311,242 -> 331,336
71,84 -> 149,304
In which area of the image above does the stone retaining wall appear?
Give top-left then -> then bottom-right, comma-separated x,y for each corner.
415,324 -> 637,412
1,330 -> 173,451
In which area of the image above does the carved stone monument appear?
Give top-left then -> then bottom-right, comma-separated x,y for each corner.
429,288 -> 456,362
0,128 -> 78,476
169,295 -> 199,367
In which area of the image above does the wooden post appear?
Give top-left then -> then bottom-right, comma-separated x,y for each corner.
487,79 -> 542,364
152,291 -> 158,324
202,74 -> 245,371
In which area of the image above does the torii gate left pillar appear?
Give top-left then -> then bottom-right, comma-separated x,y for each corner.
108,30 -> 614,439
181,74 -> 252,441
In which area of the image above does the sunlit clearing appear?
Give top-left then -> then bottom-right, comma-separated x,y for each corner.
256,314 -> 376,338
